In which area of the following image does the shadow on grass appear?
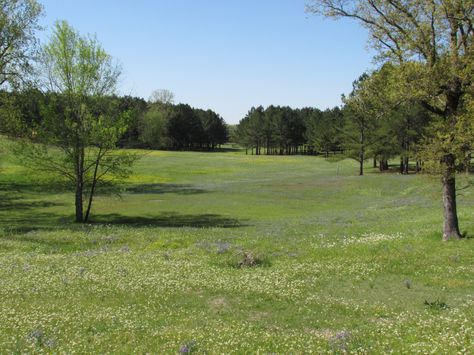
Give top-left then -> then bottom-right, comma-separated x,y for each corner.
0,227 -> 82,251
0,211 -> 71,234
0,180 -> 71,195
0,194 -> 64,211
0,189 -> 68,233
90,212 -> 246,228
126,183 -> 207,195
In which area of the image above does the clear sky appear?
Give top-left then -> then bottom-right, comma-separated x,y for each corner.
38,0 -> 375,124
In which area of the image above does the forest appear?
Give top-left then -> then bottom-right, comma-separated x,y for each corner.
1,90 -> 228,151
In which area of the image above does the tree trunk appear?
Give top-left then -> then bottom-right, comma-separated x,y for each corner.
441,154 -> 461,241
75,180 -> 83,223
465,152 -> 471,174
373,156 -> 377,168
359,149 -> 364,176
84,180 -> 96,223
84,149 -> 102,223
74,146 -> 85,223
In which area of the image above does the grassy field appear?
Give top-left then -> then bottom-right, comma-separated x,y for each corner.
0,146 -> 473,353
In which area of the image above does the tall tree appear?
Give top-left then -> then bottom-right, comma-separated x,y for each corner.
0,0 -> 42,88
307,0 -> 474,240
18,21 -> 136,223
0,0 -> 42,145
305,107 -> 343,157
341,74 -> 381,176
148,89 -> 175,105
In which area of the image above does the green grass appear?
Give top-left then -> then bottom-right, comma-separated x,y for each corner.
0,145 -> 473,353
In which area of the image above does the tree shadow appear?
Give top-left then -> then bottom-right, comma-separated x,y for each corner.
90,212 -> 246,228
0,211 -> 71,233
126,183 -> 207,195
0,180 -> 71,195
0,194 -> 64,211
0,228 -> 80,249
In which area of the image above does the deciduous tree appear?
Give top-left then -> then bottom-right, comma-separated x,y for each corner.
307,0 -> 474,240
18,21 -> 136,223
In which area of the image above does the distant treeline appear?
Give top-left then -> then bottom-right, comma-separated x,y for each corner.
233,81 -> 434,176
234,105 -> 344,156
0,90 -> 228,151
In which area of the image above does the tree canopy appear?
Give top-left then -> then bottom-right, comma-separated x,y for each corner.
308,0 -> 474,240
0,0 -> 43,89
16,21 -> 136,223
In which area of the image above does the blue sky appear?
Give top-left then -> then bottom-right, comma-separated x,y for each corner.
38,0 -> 375,123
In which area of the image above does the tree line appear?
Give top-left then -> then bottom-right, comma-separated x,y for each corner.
1,90 -> 228,152
234,105 -> 343,156
234,71 -> 433,178
139,101 -> 228,150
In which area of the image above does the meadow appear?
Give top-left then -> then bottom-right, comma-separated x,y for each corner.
0,146 -> 473,353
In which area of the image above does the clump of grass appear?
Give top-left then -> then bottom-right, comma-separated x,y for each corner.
28,329 -> 55,349
424,299 -> 448,310
329,330 -> 352,353
223,250 -> 272,268
179,340 -> 199,353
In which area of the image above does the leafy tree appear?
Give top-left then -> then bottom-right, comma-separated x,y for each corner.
340,74 -> 381,175
148,89 -> 175,105
116,95 -> 147,148
236,106 -> 265,155
305,107 -> 343,157
139,104 -> 168,148
17,21 -> 136,223
197,109 -> 228,149
307,0 -> 474,240
0,0 -> 42,159
165,104 -> 203,149
0,0 -> 42,88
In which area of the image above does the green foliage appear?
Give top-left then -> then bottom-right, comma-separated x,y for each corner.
424,299 -> 449,311
139,102 -> 228,150
0,0 -> 43,89
236,105 -> 309,155
139,104 -> 167,148
308,0 -> 474,236
304,107 -> 343,157
15,21 -> 137,222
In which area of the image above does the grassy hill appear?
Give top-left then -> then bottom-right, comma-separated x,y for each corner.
0,148 -> 473,353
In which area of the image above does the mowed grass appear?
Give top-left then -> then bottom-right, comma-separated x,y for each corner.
0,145 -> 473,353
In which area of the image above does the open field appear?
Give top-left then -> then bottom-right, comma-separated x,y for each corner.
0,147 -> 473,353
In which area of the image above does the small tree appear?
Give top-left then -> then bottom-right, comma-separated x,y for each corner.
18,21 -> 136,223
